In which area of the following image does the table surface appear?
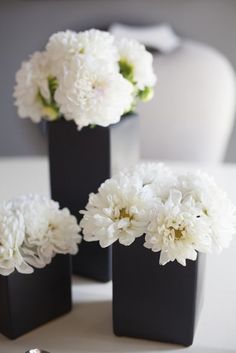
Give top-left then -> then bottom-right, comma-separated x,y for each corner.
0,157 -> 236,353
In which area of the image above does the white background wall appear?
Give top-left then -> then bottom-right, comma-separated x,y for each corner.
0,0 -> 236,161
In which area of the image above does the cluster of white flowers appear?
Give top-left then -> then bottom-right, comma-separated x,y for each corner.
0,194 -> 81,276
80,163 -> 236,266
14,29 -> 156,129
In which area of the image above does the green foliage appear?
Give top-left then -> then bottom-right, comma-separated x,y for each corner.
119,60 -> 135,83
48,76 -> 58,98
36,76 -> 60,120
137,87 -> 154,102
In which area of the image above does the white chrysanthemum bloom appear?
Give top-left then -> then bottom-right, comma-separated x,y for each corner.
144,189 -> 212,266
177,171 -> 236,252
80,173 -> 153,247
14,51 -> 53,123
124,163 -> 178,208
12,195 -> 81,268
0,203 -> 33,276
77,29 -> 119,68
144,170 -> 236,265
46,30 -> 79,65
47,29 -> 118,75
130,162 -> 176,187
55,55 -> 134,129
80,163 -> 236,266
117,38 -> 157,90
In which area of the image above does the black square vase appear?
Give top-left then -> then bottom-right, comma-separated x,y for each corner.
113,237 -> 205,346
48,114 -> 139,282
0,255 -> 72,339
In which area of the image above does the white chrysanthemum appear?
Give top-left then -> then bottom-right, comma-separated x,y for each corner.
130,162 -> 176,187
77,29 -> 119,68
46,30 -> 79,65
177,171 -> 236,252
123,163 -> 178,208
47,29 -> 118,75
144,189 -> 212,266
14,51 -> 51,122
0,203 -> 33,276
12,195 -> 81,268
117,38 -> 156,90
55,55 -> 134,129
80,163 -> 236,266
144,170 -> 236,265
80,174 -> 153,247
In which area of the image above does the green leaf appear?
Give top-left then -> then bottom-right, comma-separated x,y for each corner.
119,60 -> 135,83
48,76 -> 58,97
37,89 -> 60,121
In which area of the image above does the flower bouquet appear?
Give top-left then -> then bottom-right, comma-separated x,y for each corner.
79,163 -> 236,346
14,29 -> 156,281
0,195 -> 81,339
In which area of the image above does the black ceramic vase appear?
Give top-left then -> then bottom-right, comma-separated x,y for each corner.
113,237 -> 205,346
0,255 -> 72,339
48,114 -> 139,282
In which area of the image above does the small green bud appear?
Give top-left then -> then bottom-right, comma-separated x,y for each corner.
42,106 -> 59,121
138,87 -> 154,102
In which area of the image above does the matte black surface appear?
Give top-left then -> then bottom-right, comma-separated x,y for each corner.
112,237 -> 204,346
48,115 -> 139,282
0,255 -> 72,339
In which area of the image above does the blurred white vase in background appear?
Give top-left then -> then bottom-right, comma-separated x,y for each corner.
139,40 -> 236,162
111,23 -> 236,163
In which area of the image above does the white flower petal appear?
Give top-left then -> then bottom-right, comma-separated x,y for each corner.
117,37 -> 156,90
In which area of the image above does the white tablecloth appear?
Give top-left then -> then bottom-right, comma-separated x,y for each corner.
0,157 -> 236,353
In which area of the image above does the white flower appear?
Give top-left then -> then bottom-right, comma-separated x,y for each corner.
177,171 -> 236,252
46,30 -> 80,68
80,173 -> 152,247
117,38 -> 156,90
12,194 -> 81,268
0,203 -> 33,276
14,51 -> 52,123
144,189 -> 212,266
80,163 -> 236,266
77,29 -> 119,68
130,162 -> 175,187
144,170 -> 236,265
125,163 -> 178,207
55,55 -> 134,129
47,29 -> 118,75
15,29 -> 156,127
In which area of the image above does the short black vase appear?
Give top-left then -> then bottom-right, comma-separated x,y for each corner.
113,237 -> 205,346
48,114 -> 139,282
0,255 -> 72,339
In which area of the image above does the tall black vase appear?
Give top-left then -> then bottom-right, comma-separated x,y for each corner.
48,114 -> 139,282
113,237 -> 205,346
0,255 -> 72,339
